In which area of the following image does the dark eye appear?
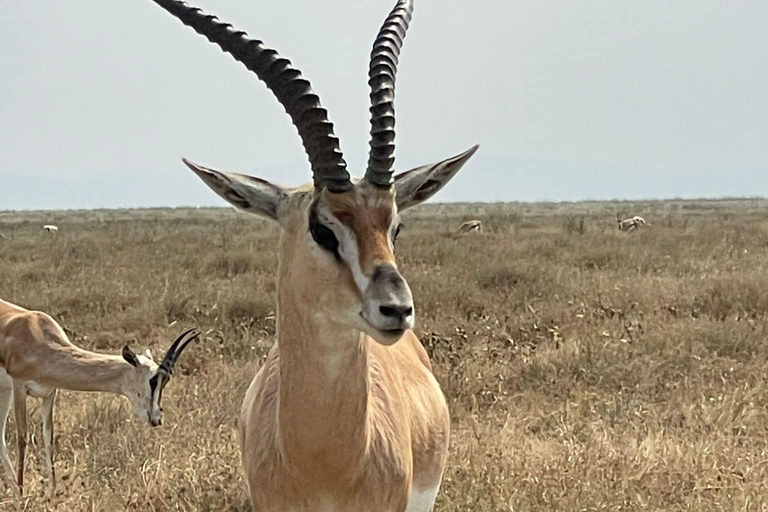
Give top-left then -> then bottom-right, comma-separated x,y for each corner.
309,211 -> 340,259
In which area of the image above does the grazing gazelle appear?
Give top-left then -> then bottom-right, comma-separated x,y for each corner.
458,220 -> 483,234
617,213 -> 647,232
145,0 -> 477,509
0,298 -> 198,493
42,225 -> 58,234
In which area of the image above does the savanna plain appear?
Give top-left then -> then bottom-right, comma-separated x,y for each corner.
1,199 -> 768,511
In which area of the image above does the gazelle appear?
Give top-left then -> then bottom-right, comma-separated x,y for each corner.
457,220 -> 483,234
0,298 -> 198,493
617,213 -> 646,232
42,225 -> 58,234
145,0 -> 477,509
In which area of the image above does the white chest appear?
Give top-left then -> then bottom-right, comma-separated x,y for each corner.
405,485 -> 441,512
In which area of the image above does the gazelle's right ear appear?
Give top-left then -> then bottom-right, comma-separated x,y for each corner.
183,158 -> 287,221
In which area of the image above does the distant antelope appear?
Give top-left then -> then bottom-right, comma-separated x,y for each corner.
42,225 -> 58,234
0,298 -> 198,493
145,0 -> 477,509
616,213 -> 646,232
458,220 -> 483,234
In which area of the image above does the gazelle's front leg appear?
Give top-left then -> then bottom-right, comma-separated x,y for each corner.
41,389 -> 57,493
12,382 -> 28,494
0,383 -> 16,491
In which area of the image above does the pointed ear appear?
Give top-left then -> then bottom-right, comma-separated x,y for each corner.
182,158 -> 287,221
122,346 -> 141,367
394,145 -> 479,211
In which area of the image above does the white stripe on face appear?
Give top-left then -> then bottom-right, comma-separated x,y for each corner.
315,203 -> 370,295
315,201 -> 401,295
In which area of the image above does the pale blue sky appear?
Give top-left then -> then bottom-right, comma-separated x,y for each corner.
2,0 -> 767,210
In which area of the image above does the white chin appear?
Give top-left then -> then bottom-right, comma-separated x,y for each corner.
359,314 -> 406,345
369,329 -> 406,346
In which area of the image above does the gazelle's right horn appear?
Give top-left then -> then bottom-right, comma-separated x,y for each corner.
149,0 -> 352,193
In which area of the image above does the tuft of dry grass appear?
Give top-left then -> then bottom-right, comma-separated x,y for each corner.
2,199 -> 768,510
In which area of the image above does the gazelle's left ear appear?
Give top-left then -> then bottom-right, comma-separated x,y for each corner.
394,145 -> 479,211
122,346 -> 141,367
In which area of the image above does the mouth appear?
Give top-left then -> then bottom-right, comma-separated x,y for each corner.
360,313 -> 406,342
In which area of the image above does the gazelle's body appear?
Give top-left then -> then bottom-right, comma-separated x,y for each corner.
457,220 -> 482,234
240,328 -> 449,511
617,214 -> 646,232
42,225 -> 58,234
0,298 -> 197,493
237,189 -> 450,511
146,0 -> 477,509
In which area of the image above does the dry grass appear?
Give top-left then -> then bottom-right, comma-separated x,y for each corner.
2,199 -> 768,511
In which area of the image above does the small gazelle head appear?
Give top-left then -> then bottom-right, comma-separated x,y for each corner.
153,0 -> 478,344
121,329 -> 199,427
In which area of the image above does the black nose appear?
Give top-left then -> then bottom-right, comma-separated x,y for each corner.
379,304 -> 413,322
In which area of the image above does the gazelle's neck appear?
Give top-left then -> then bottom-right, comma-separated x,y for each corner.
274,227 -> 372,479
23,344 -> 132,395
276,293 -> 370,478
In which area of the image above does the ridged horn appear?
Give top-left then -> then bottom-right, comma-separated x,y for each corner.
159,328 -> 199,375
149,0 -> 352,192
364,0 -> 415,188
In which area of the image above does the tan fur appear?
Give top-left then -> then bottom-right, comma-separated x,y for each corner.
239,186 -> 450,511
0,300 -> 131,392
327,187 -> 397,271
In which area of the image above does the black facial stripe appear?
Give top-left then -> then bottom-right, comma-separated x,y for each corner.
309,209 -> 341,260
150,373 -> 169,405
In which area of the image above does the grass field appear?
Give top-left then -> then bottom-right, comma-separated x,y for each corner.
1,199 -> 768,511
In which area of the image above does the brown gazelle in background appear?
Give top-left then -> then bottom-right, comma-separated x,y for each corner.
458,220 -> 483,234
617,212 -> 648,232
145,0 -> 478,510
0,298 -> 198,494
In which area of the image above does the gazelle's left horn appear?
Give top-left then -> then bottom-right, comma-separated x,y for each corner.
364,0 -> 415,188
159,328 -> 200,375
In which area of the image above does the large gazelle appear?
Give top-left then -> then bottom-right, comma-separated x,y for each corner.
146,0 -> 478,510
0,298 -> 198,493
